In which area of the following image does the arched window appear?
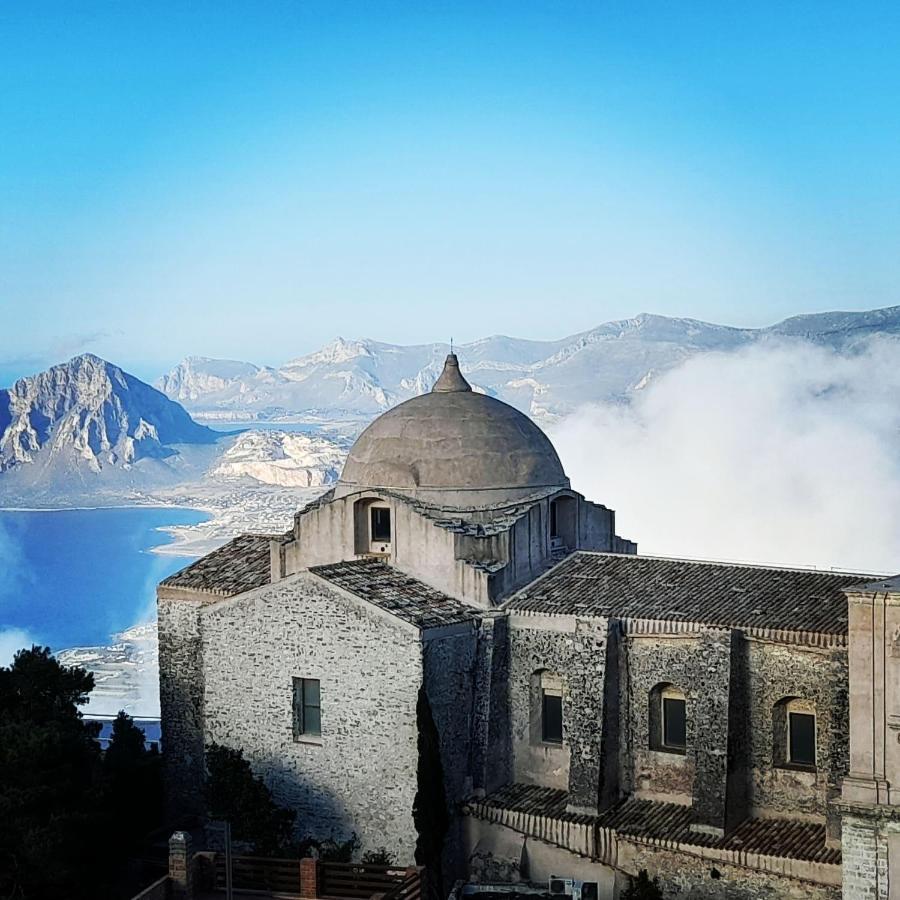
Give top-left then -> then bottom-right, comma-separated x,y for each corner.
773,697 -> 816,769
549,496 -> 577,553
530,670 -> 564,746
649,683 -> 687,754
354,498 -> 392,556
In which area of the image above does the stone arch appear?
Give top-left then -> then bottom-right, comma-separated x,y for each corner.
773,696 -> 817,768
549,494 -> 577,552
353,496 -> 392,556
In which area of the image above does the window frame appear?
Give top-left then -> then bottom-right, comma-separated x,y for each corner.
531,671 -> 564,747
662,694 -> 687,752
773,697 -> 817,771
787,710 -> 816,768
541,689 -> 563,744
293,677 -> 322,741
649,683 -> 687,755
370,505 -> 391,543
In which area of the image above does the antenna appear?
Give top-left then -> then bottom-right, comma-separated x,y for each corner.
450,337 -> 454,354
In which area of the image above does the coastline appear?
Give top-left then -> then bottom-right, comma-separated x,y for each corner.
5,486 -> 323,716
0,479 -> 327,559
0,500 -> 217,559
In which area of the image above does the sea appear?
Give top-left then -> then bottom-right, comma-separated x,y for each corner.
0,506 -> 207,659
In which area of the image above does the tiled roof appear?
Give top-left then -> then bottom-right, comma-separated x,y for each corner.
159,533 -> 278,597
471,782 -> 840,865
849,574 -> 900,593
309,558 -> 477,630
509,552 -> 874,635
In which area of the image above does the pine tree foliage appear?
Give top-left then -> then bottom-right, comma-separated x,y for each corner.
412,686 -> 449,891
205,742 -> 296,856
0,646 -> 162,899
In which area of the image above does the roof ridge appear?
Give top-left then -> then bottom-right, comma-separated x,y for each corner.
572,549 -> 880,580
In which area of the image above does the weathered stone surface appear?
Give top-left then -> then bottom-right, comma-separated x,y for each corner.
200,574 -> 424,861
506,614 -> 608,812
744,640 -> 848,820
158,597 -> 206,821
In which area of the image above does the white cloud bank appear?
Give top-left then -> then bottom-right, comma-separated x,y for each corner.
0,628 -> 37,667
551,336 -> 900,575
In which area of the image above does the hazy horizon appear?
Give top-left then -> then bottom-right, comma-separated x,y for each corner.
4,3 -> 900,383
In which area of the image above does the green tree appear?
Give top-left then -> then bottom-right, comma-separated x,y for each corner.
205,743 -> 295,856
362,847 -> 396,865
0,646 -> 103,900
621,869 -> 664,900
412,686 -> 449,892
102,711 -> 163,850
104,710 -> 148,772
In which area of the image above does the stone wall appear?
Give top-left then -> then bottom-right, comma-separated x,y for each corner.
743,640 -> 847,821
158,592 -> 207,822
841,808 -> 900,900
423,627 -> 479,882
199,573 -> 424,861
622,841 -> 841,900
623,628 -> 733,827
507,614 -> 609,812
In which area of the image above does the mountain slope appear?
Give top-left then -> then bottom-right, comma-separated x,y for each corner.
0,354 -> 217,475
157,306 -> 900,424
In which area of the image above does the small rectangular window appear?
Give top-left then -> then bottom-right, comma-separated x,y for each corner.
293,677 -> 321,739
371,507 -> 391,542
663,697 -> 686,749
542,691 -> 563,744
789,712 -> 815,766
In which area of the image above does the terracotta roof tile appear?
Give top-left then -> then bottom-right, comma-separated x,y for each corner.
471,783 -> 840,865
310,558 -> 477,630
159,533 -> 278,597
508,552 -> 874,635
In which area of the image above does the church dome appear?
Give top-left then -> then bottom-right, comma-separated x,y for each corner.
335,354 -> 569,507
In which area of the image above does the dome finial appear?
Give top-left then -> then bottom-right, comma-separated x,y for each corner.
432,352 -> 472,393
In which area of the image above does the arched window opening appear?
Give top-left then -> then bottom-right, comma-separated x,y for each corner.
649,683 -> 687,754
354,498 -> 392,556
773,697 -> 816,769
549,496 -> 577,554
530,670 -> 564,746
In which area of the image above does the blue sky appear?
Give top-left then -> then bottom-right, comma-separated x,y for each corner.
2,2 -> 899,384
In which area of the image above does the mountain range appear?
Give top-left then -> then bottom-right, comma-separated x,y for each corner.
0,354 -> 349,508
3,305 -> 900,505
155,306 -> 900,424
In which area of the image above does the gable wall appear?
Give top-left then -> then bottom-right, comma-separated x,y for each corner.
199,574 -> 424,861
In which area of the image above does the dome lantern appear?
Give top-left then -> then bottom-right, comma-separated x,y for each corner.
431,353 -> 472,393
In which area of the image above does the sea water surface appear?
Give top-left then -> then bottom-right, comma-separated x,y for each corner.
0,507 -> 208,659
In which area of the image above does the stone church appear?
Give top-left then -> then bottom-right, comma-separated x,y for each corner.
158,353 -> 900,900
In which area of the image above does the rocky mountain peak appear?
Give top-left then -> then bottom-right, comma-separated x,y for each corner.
0,355 -> 216,474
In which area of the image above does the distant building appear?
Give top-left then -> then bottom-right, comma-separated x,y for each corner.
158,353 -> 898,900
